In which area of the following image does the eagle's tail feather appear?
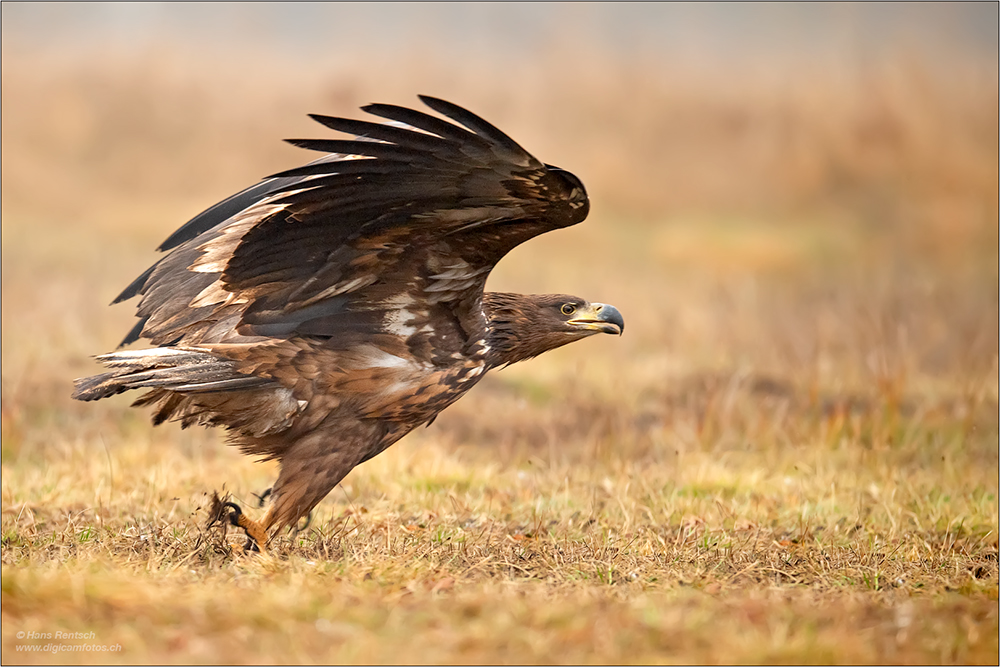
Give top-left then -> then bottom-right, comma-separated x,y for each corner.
71,347 -> 268,401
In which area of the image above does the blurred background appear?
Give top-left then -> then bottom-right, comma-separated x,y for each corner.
3,9 -> 997,662
2,3 -> 997,459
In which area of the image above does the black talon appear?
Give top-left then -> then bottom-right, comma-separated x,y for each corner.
254,488 -> 273,508
222,501 -> 244,527
207,494 -> 265,552
222,501 -> 262,551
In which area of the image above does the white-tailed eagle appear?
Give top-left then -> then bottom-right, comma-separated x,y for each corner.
73,96 -> 624,550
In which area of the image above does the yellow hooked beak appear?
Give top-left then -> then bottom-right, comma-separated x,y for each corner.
567,303 -> 625,336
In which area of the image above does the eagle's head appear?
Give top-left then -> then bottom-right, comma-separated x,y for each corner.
483,292 -> 624,367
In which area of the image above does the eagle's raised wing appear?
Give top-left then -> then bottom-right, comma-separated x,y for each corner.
119,96 -> 589,358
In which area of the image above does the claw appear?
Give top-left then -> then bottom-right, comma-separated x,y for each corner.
230,507 -> 269,552
206,492 -> 268,552
254,488 -> 272,508
223,501 -> 244,526
223,501 -> 260,551
289,510 -> 313,540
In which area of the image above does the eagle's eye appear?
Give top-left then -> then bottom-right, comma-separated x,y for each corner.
560,303 -> 576,316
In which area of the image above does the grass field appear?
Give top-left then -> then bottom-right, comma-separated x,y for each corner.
2,34 -> 999,664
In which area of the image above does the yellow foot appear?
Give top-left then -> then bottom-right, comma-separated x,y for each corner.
207,492 -> 268,552
225,502 -> 269,552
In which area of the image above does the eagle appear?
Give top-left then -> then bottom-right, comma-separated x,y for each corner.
73,95 -> 624,550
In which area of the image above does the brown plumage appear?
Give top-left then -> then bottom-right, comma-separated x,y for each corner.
73,96 -> 624,549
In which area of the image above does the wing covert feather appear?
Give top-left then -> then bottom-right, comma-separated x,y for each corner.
117,96 -> 590,349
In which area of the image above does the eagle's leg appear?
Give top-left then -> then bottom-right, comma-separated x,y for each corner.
222,425 -> 379,551
254,486 -> 313,533
223,501 -> 272,552
217,472 -> 332,552
256,430 -> 373,545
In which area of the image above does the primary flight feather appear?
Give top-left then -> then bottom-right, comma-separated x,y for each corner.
73,95 -> 624,549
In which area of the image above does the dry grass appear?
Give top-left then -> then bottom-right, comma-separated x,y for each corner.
2,33 -> 998,665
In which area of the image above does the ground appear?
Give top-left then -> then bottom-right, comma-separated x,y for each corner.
2,38 -> 998,664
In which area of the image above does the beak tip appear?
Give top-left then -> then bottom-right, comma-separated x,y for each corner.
595,303 -> 624,336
